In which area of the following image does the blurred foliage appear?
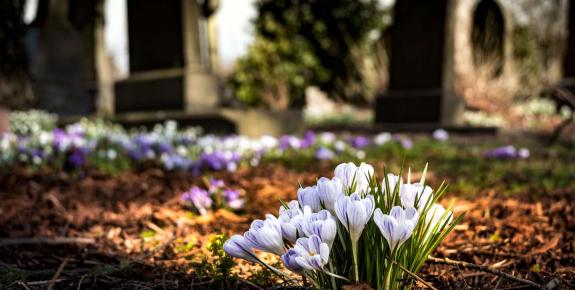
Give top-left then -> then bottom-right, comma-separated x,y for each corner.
230,0 -> 388,110
11,110 -> 57,135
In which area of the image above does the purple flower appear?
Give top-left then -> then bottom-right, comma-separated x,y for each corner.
162,154 -> 191,170
209,178 -> 225,192
224,189 -> 244,210
182,186 -> 213,215
68,148 -> 88,168
350,136 -> 370,149
484,145 -> 529,159
279,135 -> 301,150
432,129 -> 449,141
315,147 -> 335,160
300,130 -> 316,149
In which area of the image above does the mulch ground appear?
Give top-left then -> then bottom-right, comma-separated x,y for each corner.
0,164 -> 574,289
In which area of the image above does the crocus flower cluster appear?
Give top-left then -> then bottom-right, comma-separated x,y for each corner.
181,178 -> 244,215
483,145 -> 530,159
224,162 -> 460,290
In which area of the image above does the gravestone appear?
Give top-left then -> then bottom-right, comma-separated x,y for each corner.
28,0 -> 97,116
563,0 -> 575,92
375,0 -> 462,126
115,0 -> 219,113
472,0 -> 505,78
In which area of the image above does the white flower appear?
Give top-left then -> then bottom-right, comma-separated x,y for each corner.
383,173 -> 402,194
278,201 -> 304,243
400,183 -> 434,213
301,208 -> 337,248
432,129 -> 449,141
298,186 -> 322,212
374,206 -> 419,251
292,235 -> 330,271
223,235 -> 259,263
244,214 -> 286,255
334,162 -> 374,193
334,193 -> 375,243
316,177 -> 344,213
425,203 -> 453,233
374,132 -> 392,145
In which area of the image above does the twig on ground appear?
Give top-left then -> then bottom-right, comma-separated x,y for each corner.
47,257 -> 69,290
77,274 -> 89,290
429,256 -> 547,290
16,281 -> 32,290
391,260 -> 438,290
0,237 -> 95,247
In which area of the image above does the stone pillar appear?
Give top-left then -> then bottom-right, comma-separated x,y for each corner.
182,0 -> 219,111
94,0 -> 114,115
375,0 -> 463,126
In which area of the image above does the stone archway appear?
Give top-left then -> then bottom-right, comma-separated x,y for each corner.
471,0 -> 505,78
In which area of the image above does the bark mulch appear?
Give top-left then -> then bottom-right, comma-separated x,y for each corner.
0,164 -> 573,289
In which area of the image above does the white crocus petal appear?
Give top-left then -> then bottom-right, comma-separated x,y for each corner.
383,173 -> 402,194
400,183 -> 434,212
425,203 -> 453,230
334,162 -> 374,194
292,235 -> 329,271
297,186 -> 322,212
223,235 -> 259,263
334,162 -> 357,190
278,200 -> 303,242
356,162 -> 375,193
316,176 -> 344,213
301,209 -> 337,248
244,215 -> 286,255
335,193 -> 375,243
374,206 -> 419,251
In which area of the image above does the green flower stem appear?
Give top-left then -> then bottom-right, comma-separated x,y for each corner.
352,241 -> 359,282
328,260 -> 337,290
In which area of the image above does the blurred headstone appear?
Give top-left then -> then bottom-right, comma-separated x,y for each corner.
375,0 -> 463,127
115,0 -> 219,113
563,1 -> 575,93
28,0 -> 97,116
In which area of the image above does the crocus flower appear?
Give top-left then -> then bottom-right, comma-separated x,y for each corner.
432,129 -> 449,141
373,132 -> 392,145
223,235 -> 259,263
400,183 -> 434,213
300,130 -> 316,149
425,203 -> 453,234
315,147 -> 335,160
335,193 -> 375,243
350,136 -> 370,149
316,176 -> 344,213
383,174 -> 402,194
182,186 -> 213,215
297,186 -> 322,212
244,214 -> 286,255
374,206 -> 419,251
334,162 -> 374,194
279,201 -> 304,243
301,207 -> 337,248
224,189 -> 244,210
209,178 -> 225,193
281,248 -> 305,273
483,145 -> 529,159
292,235 -> 330,271
401,138 -> 413,149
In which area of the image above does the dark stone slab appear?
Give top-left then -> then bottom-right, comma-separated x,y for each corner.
375,0 -> 449,124
127,0 -> 184,72
564,1 -> 575,78
114,76 -> 184,112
